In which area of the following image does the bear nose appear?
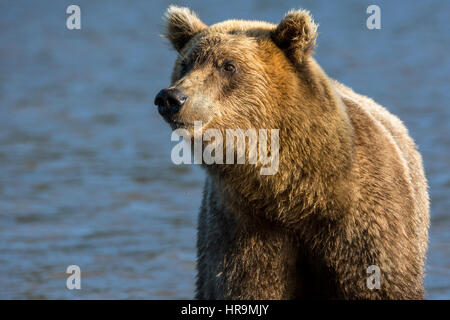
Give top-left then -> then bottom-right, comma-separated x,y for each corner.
154,88 -> 188,118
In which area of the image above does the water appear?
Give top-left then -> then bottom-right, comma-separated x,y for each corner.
0,0 -> 448,299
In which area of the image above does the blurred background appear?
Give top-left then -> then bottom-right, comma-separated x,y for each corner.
0,0 -> 448,299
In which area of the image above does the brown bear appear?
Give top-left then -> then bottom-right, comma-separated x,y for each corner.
155,6 -> 430,299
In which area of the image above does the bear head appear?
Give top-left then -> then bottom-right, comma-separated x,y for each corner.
155,6 -> 320,135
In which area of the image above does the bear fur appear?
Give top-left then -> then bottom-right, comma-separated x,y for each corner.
158,6 -> 430,299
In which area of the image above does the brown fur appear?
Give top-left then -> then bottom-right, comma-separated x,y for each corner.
159,6 -> 430,299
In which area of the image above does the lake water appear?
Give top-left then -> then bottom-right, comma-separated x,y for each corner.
0,0 -> 448,299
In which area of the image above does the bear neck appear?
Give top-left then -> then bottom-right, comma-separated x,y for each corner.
206,57 -> 355,227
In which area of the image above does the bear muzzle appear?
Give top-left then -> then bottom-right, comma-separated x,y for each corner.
154,88 -> 188,122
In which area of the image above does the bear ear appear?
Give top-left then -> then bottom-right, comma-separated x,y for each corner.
163,6 -> 207,52
271,9 -> 318,63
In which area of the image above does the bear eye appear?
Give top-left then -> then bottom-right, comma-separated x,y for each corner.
223,61 -> 237,73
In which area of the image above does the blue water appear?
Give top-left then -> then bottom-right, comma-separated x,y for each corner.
0,0 -> 448,299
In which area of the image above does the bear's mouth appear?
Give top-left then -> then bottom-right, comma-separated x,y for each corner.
169,119 -> 193,130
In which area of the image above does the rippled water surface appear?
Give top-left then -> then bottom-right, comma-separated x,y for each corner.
0,0 -> 448,299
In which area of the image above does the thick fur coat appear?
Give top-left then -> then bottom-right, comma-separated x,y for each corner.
158,6 -> 430,299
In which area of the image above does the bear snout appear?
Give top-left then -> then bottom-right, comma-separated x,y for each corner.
154,88 -> 188,120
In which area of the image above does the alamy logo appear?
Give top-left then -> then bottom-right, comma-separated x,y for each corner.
66,5 -> 81,30
366,265 -> 381,289
66,265 -> 81,290
171,121 -> 279,175
366,5 -> 381,30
